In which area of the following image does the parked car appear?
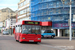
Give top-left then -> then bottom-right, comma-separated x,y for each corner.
3,31 -> 9,35
41,30 -> 55,39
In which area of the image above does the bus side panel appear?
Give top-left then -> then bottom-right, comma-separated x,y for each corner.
18,33 -> 22,40
15,33 -> 20,40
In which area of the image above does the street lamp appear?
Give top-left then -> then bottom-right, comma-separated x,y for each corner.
61,0 -> 72,41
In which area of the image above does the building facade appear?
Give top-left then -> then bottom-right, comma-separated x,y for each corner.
0,8 -> 16,22
5,17 -> 16,29
31,0 -> 75,37
18,0 -> 31,22
0,8 -> 16,33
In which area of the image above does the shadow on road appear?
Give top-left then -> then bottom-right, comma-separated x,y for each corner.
18,42 -> 40,44
18,42 -> 52,45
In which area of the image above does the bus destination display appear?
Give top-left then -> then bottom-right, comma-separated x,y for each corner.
25,21 -> 40,25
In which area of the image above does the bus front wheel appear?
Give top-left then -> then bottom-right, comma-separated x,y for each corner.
15,36 -> 18,42
16,40 -> 18,42
19,40 -> 22,43
19,37 -> 22,43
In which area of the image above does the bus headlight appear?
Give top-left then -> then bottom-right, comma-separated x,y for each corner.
38,38 -> 41,40
23,38 -> 25,39
21,37 -> 25,39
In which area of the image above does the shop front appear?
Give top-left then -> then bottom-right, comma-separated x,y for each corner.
41,21 -> 52,30
62,29 -> 75,37
52,22 -> 75,37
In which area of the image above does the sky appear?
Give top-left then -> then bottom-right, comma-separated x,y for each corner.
0,0 -> 20,11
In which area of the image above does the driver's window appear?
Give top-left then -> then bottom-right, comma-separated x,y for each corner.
22,26 -> 27,30
22,25 -> 28,33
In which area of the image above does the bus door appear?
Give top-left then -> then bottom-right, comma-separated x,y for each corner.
15,25 -> 22,40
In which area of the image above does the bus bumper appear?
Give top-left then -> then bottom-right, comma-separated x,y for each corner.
20,39 -> 41,42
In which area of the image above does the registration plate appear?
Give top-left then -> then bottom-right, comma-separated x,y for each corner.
29,40 -> 34,42
44,35 -> 51,37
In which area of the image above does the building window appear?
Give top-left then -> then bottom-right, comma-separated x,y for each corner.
53,2 -> 56,7
73,9 -> 75,14
24,9 -> 26,13
26,0 -> 30,3
2,10 -> 6,12
20,3 -> 23,7
24,1 -> 26,5
18,12 -> 20,15
57,1 -> 62,7
72,0 -> 75,5
27,8 -> 30,12
53,9 -> 56,14
18,4 -> 20,8
42,0 -> 43,2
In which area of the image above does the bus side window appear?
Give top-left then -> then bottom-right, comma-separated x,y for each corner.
19,25 -> 22,33
15,25 -> 21,33
15,25 -> 17,33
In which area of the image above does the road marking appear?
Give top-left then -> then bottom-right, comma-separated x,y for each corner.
39,44 -> 67,50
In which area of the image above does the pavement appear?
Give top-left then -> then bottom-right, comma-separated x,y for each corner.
41,38 -> 75,50
0,34 -> 14,37
0,34 -> 75,50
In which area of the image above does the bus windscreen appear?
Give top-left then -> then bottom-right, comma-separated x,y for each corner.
22,25 -> 41,34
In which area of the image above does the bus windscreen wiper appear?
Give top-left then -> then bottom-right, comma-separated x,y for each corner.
35,33 -> 37,35
26,33 -> 28,34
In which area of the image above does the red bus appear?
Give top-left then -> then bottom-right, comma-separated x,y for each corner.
14,21 -> 41,43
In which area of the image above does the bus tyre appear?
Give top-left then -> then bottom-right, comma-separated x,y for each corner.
35,42 -> 39,44
15,36 -> 18,42
51,36 -> 54,39
19,38 -> 22,43
16,40 -> 18,42
19,40 -> 22,43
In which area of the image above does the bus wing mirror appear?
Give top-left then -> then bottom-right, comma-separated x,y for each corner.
20,30 -> 22,33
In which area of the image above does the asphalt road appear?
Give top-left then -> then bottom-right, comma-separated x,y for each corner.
0,35 -> 75,50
